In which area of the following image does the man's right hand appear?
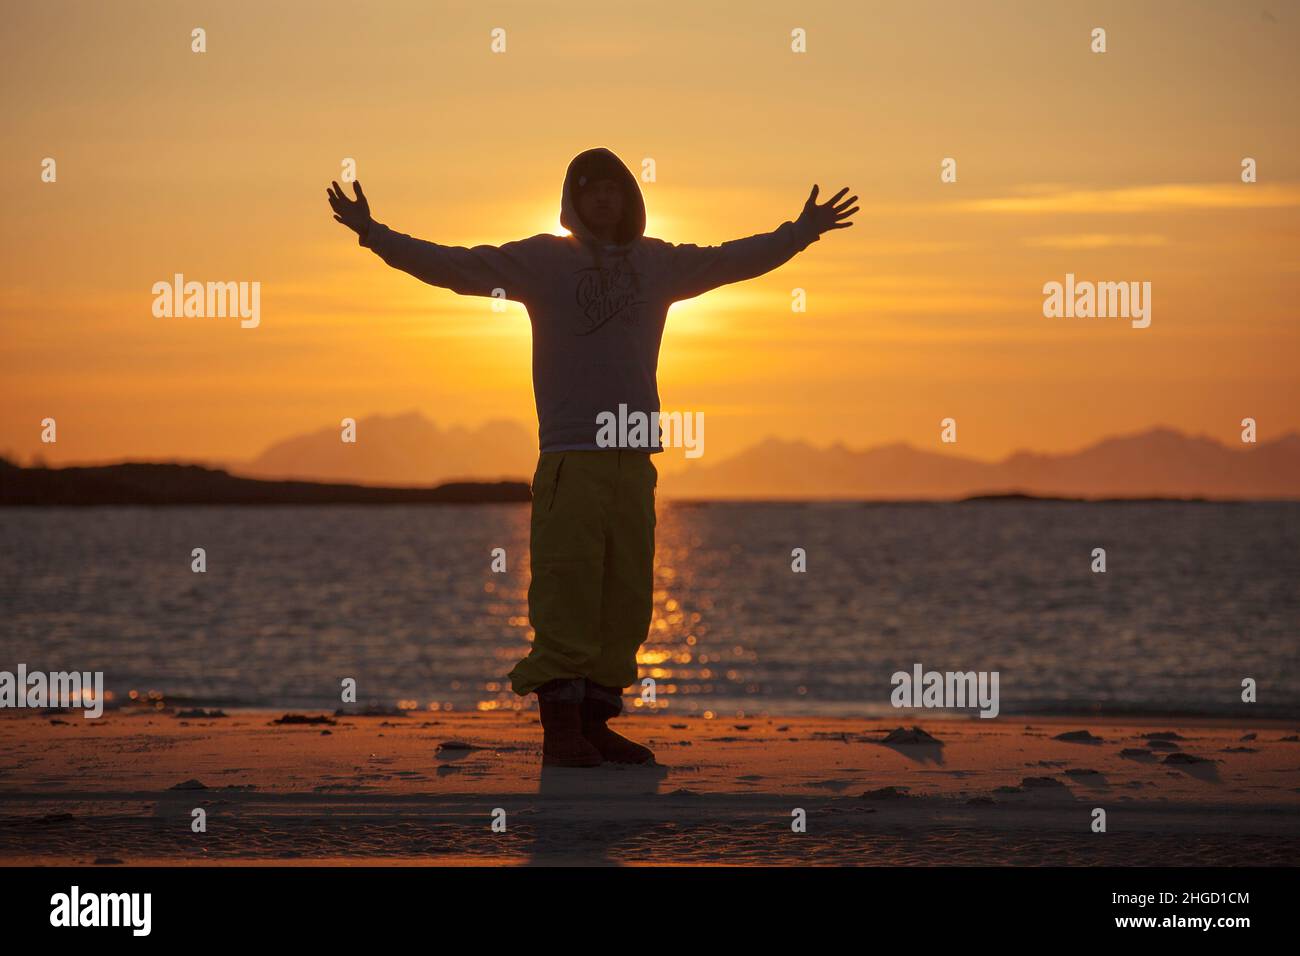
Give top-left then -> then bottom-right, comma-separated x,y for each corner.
327,180 -> 372,238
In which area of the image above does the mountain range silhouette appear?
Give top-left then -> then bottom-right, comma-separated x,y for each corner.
229,414 -> 1300,500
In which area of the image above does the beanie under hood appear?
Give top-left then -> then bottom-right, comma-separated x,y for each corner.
560,147 -> 646,247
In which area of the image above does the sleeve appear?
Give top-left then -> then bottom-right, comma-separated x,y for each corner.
663,217 -> 820,302
360,222 -> 548,304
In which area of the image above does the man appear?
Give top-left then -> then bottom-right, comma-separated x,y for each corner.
327,147 -> 855,767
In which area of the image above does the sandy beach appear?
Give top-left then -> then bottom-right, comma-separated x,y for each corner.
0,709 -> 1296,866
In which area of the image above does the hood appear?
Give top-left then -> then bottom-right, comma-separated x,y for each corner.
559,147 -> 646,248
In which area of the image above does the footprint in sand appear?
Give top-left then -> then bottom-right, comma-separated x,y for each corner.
882,726 -> 942,745
1053,730 -> 1104,744
1019,776 -> 1071,793
862,786 -> 912,800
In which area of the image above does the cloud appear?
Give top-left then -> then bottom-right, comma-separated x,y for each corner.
1022,233 -> 1168,249
959,183 -> 1300,214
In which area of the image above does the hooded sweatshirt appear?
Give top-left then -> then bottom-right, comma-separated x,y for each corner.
358,147 -> 821,453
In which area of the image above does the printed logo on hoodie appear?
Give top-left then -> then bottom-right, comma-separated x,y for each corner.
574,258 -> 645,334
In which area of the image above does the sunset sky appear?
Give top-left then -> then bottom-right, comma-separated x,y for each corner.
2,0 -> 1297,473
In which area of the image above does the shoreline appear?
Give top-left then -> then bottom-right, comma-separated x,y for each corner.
1,711 -> 1295,866
13,703 -> 1300,723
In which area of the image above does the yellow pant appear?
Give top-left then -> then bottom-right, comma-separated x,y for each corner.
509,449 -> 657,695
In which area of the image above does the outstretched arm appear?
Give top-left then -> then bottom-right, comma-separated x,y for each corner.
664,185 -> 857,302
327,180 -> 543,303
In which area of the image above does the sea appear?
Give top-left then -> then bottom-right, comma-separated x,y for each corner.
2,501 -> 1296,719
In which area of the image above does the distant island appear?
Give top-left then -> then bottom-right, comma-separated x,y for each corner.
663,427 -> 1300,500
0,459 -> 531,506
6,420 -> 1299,502
958,492 -> 1211,504
222,414 -> 1300,500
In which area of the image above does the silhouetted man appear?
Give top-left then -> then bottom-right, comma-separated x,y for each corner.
328,147 -> 855,766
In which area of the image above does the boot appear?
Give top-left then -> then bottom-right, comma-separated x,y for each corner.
538,695 -> 603,768
581,685 -> 654,765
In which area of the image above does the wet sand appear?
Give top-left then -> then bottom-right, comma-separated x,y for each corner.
1,711 -> 1296,866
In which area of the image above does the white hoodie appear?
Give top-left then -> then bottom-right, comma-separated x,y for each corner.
359,147 -> 820,453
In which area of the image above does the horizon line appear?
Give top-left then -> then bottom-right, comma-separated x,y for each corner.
6,421 -> 1297,473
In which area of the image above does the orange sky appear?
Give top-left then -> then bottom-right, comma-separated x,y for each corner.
2,0 -> 1298,471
